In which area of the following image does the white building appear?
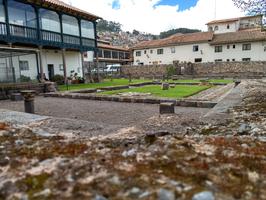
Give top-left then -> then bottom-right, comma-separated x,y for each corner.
0,0 -> 100,83
132,15 -> 266,65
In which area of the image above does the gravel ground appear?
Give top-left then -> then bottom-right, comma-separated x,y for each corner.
0,96 -> 210,127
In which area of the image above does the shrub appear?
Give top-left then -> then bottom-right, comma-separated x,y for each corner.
19,75 -> 31,83
51,74 -> 64,85
166,65 -> 176,79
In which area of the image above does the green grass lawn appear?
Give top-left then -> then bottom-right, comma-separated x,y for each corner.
58,79 -> 150,91
168,79 -> 233,84
101,85 -> 211,99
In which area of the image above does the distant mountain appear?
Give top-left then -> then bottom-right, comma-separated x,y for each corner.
159,28 -> 201,39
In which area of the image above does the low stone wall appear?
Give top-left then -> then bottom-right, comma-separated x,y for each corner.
121,64 -> 173,79
0,83 -> 47,100
121,61 -> 266,78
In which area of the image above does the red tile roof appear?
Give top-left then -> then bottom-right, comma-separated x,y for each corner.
26,0 -> 101,21
206,15 -> 263,25
98,43 -> 129,52
210,29 -> 266,45
132,32 -> 214,50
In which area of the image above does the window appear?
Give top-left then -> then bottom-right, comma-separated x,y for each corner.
62,14 -> 79,36
0,0 -> 5,23
233,45 -> 236,49
215,59 -> 223,62
81,20 -> 95,39
193,45 -> 199,52
227,45 -> 230,49
157,49 -> 164,55
104,50 -> 111,58
112,51 -> 118,59
242,44 -> 251,51
208,27 -> 213,32
227,24 -> 230,29
214,26 -> 219,31
171,47 -> 175,53
19,61 -> 29,71
226,59 -> 230,62
232,59 -> 235,61
59,64 -> 64,71
150,50 -> 153,54
8,0 -> 37,28
40,9 -> 60,33
136,51 -> 141,57
98,50 -> 103,57
242,58 -> 251,62
194,58 -> 202,63
215,46 -> 223,53
144,50 -> 147,54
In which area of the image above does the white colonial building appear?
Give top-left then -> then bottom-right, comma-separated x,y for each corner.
0,0 -> 100,83
133,15 -> 266,65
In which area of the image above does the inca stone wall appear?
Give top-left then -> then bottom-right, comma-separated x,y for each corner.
121,62 -> 266,78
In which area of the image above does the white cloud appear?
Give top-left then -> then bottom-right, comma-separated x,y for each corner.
65,0 -> 245,34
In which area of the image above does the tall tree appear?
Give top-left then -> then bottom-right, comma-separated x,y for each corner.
232,0 -> 266,16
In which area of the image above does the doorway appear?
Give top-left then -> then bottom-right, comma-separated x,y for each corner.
48,64 -> 54,80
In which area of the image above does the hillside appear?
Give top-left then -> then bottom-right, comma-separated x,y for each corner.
96,19 -> 201,47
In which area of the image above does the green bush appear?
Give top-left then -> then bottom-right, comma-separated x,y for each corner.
19,75 -> 31,83
166,65 -> 176,79
51,74 -> 64,85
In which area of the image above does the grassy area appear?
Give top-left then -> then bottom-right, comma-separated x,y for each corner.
168,79 -> 233,84
101,85 -> 211,99
58,79 -> 149,91
58,78 -> 232,91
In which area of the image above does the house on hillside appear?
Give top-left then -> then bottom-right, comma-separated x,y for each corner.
0,0 -> 100,83
132,15 -> 266,65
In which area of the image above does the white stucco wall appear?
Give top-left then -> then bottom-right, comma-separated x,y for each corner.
208,22 -> 239,34
0,48 -> 83,82
133,41 -> 266,65
41,49 -> 83,78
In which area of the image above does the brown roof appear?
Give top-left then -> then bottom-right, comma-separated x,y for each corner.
26,0 -> 101,21
207,15 -> 263,25
210,29 -> 266,45
98,43 -> 129,52
132,32 -> 214,50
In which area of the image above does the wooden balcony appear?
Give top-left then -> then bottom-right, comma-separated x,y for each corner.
0,22 -> 96,51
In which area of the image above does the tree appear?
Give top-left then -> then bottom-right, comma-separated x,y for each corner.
232,0 -> 266,17
159,28 -> 201,39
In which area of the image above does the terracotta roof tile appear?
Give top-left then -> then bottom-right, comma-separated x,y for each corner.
210,29 -> 266,45
98,43 -> 129,51
26,0 -> 101,21
206,15 -> 263,25
132,32 -> 214,49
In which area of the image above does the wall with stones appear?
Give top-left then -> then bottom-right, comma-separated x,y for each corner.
121,61 -> 266,78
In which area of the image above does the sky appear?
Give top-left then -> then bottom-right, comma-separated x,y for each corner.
63,0 -> 245,34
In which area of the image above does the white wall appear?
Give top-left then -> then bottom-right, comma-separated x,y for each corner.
41,49 -> 83,78
133,41 -> 266,65
208,21 -> 239,34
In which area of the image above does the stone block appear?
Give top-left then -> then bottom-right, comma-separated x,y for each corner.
160,102 -> 175,114
161,83 -> 169,90
10,93 -> 23,101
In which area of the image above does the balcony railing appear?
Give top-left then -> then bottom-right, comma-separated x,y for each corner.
63,34 -> 80,46
0,22 -> 7,35
41,30 -> 61,43
0,22 -> 96,50
10,24 -> 37,39
82,38 -> 95,47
